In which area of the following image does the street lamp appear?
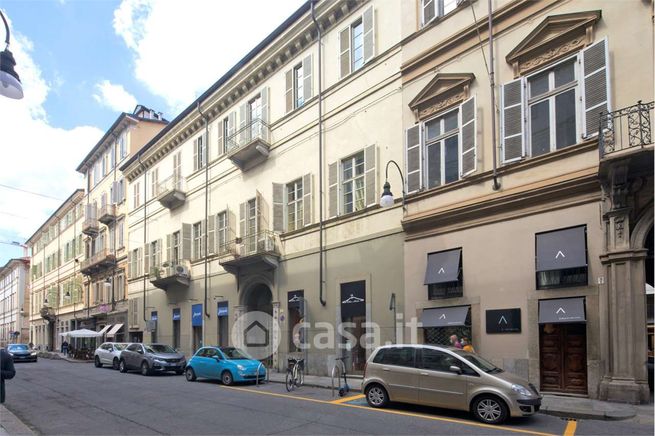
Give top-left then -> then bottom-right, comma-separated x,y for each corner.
379,160 -> 406,211
0,10 -> 23,99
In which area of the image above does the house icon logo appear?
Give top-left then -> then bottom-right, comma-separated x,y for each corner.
231,310 -> 280,360
244,320 -> 269,347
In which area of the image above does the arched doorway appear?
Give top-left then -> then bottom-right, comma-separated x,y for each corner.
242,283 -> 274,367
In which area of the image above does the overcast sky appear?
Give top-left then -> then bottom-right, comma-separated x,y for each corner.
0,0 -> 304,265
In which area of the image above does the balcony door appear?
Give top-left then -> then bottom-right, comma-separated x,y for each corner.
248,95 -> 262,140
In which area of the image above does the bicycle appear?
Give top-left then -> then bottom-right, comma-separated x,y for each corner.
334,356 -> 350,397
285,357 -> 304,392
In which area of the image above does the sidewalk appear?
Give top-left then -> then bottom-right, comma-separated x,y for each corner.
266,371 -> 653,422
37,351 -> 92,363
0,405 -> 34,435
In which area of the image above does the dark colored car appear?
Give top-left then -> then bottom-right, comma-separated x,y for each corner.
119,343 -> 186,376
7,344 -> 37,362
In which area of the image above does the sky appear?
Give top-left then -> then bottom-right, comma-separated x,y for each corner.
0,0 -> 304,266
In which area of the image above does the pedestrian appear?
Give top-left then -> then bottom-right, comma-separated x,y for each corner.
449,334 -> 462,349
1,347 -> 16,404
28,342 -> 33,350
462,337 -> 475,353
62,340 -> 69,355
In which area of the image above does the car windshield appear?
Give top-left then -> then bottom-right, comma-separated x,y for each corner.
452,350 -> 503,373
145,344 -> 176,354
8,345 -> 28,351
220,347 -> 253,360
113,344 -> 127,351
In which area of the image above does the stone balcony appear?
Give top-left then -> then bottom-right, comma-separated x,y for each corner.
218,230 -> 279,275
225,118 -> 271,171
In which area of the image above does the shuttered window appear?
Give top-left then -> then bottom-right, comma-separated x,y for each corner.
342,152 -> 365,214
193,221 -> 203,260
193,134 -> 206,171
339,5 -> 375,79
500,39 -> 610,163
421,0 -> 459,27
217,212 -> 228,254
286,179 -> 304,232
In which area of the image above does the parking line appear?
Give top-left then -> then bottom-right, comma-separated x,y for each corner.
220,386 -> 556,436
330,394 -> 365,404
563,419 -> 577,436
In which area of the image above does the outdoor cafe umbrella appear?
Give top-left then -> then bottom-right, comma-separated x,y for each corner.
59,329 -> 102,338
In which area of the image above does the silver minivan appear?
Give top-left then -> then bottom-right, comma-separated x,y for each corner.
362,345 -> 541,424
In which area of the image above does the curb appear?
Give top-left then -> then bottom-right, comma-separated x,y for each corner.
267,377 -> 363,393
0,405 -> 35,435
539,407 -> 636,421
37,352 -> 92,364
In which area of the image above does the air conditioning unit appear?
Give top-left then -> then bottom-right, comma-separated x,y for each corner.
175,265 -> 190,278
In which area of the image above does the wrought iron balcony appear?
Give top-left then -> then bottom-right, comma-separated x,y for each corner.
149,260 -> 191,290
79,248 -> 116,275
218,230 -> 279,275
98,204 -> 117,224
82,217 -> 100,236
599,101 -> 653,158
157,175 -> 187,210
225,118 -> 271,170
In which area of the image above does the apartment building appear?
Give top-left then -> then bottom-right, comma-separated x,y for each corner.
0,258 -> 30,347
26,190 -> 86,351
399,0 -> 653,403
119,0 -> 405,375
73,105 -> 168,342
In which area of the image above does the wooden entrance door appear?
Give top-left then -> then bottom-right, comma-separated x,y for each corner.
539,323 -> 587,394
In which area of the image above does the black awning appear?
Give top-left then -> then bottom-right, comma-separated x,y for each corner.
538,298 -> 586,324
424,249 -> 461,284
421,305 -> 470,328
536,226 -> 587,272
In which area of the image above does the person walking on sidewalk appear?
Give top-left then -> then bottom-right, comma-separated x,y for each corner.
1,348 -> 16,404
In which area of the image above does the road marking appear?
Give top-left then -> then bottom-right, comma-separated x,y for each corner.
563,419 -> 577,436
220,386 -> 556,436
330,394 -> 365,404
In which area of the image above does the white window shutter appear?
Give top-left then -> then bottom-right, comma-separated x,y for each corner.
303,54 -> 313,102
166,234 -> 172,263
239,103 -> 247,144
272,183 -> 285,233
207,215 -> 215,255
339,27 -> 351,79
406,125 -> 422,193
239,202 -> 246,238
501,78 -> 525,163
261,87 -> 269,125
582,37 -> 610,138
362,5 -> 375,64
285,69 -> 293,113
193,137 -> 199,171
364,145 -> 377,206
302,173 -> 312,227
144,243 -> 150,276
328,162 -> 339,218
181,224 -> 192,260
256,190 -> 269,232
459,95 -> 477,176
217,118 -> 224,156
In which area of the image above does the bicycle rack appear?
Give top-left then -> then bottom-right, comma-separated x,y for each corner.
255,362 -> 267,387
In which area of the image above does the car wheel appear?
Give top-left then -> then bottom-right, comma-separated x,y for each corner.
185,367 -> 197,382
221,370 -> 234,386
94,356 -> 102,368
112,358 -> 120,370
119,359 -> 128,373
141,361 -> 151,376
472,395 -> 508,425
365,384 -> 389,408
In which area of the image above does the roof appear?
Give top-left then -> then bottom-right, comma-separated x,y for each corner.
120,0 -> 313,172
25,189 -> 85,245
0,258 -> 30,278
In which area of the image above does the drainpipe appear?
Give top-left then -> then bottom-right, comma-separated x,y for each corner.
488,0 -> 501,191
197,102 -> 211,343
138,154 -> 148,323
311,0 -> 326,306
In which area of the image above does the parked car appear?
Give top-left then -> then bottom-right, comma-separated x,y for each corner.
118,343 -> 186,376
362,344 -> 542,425
184,346 -> 266,386
94,342 -> 128,370
6,344 -> 37,362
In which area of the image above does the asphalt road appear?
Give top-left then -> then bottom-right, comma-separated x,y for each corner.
2,359 -> 652,435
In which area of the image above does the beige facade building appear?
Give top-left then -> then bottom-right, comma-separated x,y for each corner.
399,0 -> 652,403
26,190 -> 86,351
0,258 -> 30,346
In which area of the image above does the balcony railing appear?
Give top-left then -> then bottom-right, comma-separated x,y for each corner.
79,248 -> 116,275
157,175 -> 187,210
98,203 -> 117,224
599,101 -> 654,158
225,118 -> 271,170
82,217 -> 99,236
218,230 -> 280,274
149,260 -> 191,290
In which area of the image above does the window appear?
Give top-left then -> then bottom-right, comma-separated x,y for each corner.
193,222 -> 203,260
294,63 -> 304,109
194,135 -> 206,171
119,133 -> 127,160
133,182 -> 141,208
286,179 -> 303,232
130,249 -> 139,278
150,240 -> 160,269
351,20 -> 364,72
421,349 -> 477,376
171,231 -> 180,264
421,0 -> 458,27
117,218 -> 124,248
372,347 -> 415,367
248,94 -> 263,140
528,59 -> 578,156
339,6 -> 374,78
221,119 -> 229,155
425,108 -> 460,188
341,152 -> 365,214
535,225 -> 588,289
217,212 -> 227,254
150,168 -> 159,199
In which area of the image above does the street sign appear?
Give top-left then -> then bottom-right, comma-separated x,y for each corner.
486,308 -> 521,333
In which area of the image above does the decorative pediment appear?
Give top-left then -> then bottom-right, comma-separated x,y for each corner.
409,73 -> 475,120
506,11 -> 601,77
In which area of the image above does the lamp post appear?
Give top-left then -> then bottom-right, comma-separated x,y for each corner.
0,9 -> 23,99
379,160 -> 406,211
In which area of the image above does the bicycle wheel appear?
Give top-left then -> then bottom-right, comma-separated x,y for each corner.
296,365 -> 304,387
285,369 -> 295,392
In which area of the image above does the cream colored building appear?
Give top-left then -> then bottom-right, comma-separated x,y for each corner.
399,0 -> 652,403
119,0 -> 405,375
26,190 -> 86,351
74,105 -> 167,341
0,258 -> 30,346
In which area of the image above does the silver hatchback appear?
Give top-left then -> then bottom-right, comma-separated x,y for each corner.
362,344 -> 541,424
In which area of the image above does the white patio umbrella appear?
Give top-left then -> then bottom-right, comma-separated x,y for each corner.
59,329 -> 103,338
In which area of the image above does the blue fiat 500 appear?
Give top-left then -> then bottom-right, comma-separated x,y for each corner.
185,346 -> 266,385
